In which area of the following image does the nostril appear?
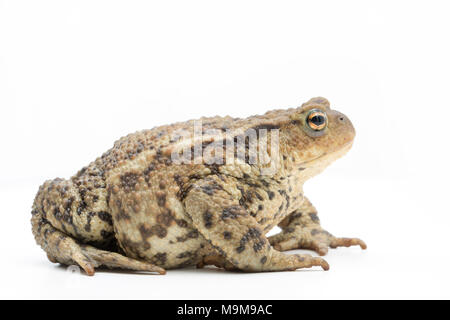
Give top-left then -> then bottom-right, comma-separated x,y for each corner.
339,116 -> 344,121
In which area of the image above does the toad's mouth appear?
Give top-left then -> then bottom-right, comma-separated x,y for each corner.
298,141 -> 354,167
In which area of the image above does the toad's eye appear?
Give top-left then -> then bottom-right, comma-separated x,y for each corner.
306,109 -> 327,131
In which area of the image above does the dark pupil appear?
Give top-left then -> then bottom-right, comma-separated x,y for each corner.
310,115 -> 325,126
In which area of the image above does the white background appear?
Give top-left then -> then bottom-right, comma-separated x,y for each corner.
0,1 -> 449,299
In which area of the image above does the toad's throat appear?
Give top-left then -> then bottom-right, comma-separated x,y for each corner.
298,141 -> 353,168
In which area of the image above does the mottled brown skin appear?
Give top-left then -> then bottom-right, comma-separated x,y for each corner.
31,97 -> 366,275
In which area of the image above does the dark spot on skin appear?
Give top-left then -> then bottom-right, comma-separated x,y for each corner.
157,211 -> 174,227
311,229 -> 319,236
258,204 -> 264,211
152,224 -> 168,238
255,192 -> 263,201
253,240 -> 265,252
156,193 -> 166,207
92,195 -> 99,203
188,173 -> 202,180
78,186 -> 86,200
285,227 -> 295,233
53,208 -> 62,220
246,181 -> 261,189
207,164 -> 221,175
139,224 -> 166,240
176,229 -> 198,243
159,181 -> 166,189
260,256 -> 267,264
177,251 -> 195,259
223,231 -> 232,239
309,213 -> 319,222
176,219 -> 188,228
222,206 -> 243,220
200,180 -> 223,196
203,211 -> 213,228
239,198 -> 248,209
279,190 -> 290,207
177,183 -> 193,201
260,180 -> 270,188
84,212 -> 96,232
267,191 -> 275,200
298,167 -> 306,171
173,174 -> 183,187
236,245 -> 245,253
97,211 -> 113,226
236,227 -> 264,254
43,228 -> 55,240
187,230 -> 199,238
201,185 -> 215,195
120,172 -> 139,191
247,227 -> 261,238
153,252 -> 167,265
278,203 -> 284,214
290,211 -> 302,221
64,197 -> 75,211
143,163 -> 156,186
139,224 -> 153,240
208,241 -> 227,258
114,199 -> 131,221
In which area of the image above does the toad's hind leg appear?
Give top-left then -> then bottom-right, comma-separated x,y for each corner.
31,179 -> 165,275
34,218 -> 165,275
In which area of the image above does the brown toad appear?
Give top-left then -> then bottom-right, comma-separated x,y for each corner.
31,97 -> 366,275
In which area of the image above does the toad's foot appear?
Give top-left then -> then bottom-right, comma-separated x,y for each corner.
64,244 -> 167,276
46,239 -> 166,276
268,226 -> 366,256
47,241 -> 166,276
197,253 -> 329,272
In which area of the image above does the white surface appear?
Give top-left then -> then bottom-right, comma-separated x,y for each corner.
0,1 -> 449,299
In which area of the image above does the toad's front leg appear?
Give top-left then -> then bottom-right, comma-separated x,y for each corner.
184,176 -> 329,272
268,197 -> 366,256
